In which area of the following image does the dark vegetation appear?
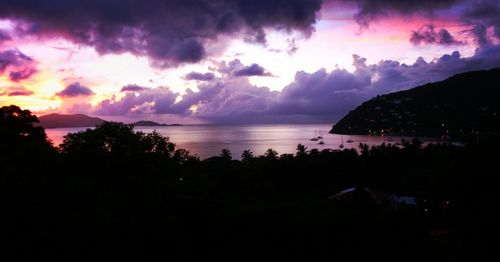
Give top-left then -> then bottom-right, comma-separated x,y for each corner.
2,105 -> 499,261
331,68 -> 500,139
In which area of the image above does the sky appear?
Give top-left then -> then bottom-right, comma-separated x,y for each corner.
1,0 -> 500,124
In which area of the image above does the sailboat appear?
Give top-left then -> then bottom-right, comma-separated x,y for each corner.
339,135 -> 344,149
317,131 -> 323,140
310,130 -> 319,141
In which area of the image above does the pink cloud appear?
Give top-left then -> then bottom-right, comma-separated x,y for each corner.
0,86 -> 34,96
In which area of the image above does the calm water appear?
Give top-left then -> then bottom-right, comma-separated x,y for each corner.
46,124 -> 440,159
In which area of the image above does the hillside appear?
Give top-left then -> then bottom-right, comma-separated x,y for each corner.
330,68 -> 500,138
38,113 -> 105,128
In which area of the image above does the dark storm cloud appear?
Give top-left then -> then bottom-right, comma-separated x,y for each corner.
184,72 -> 216,81
0,0 -> 323,67
410,25 -> 463,46
334,0 -> 465,26
56,82 -> 94,98
120,84 -> 147,92
0,86 -> 33,96
329,0 -> 467,26
463,0 -> 500,45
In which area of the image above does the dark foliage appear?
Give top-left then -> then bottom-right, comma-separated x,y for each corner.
0,105 -> 54,156
1,105 -> 499,261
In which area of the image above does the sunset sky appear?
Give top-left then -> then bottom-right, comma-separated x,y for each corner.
1,0 -> 500,124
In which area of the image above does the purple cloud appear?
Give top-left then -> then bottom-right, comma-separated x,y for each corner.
329,0 -> 500,47
332,0 -> 463,26
0,86 -> 34,96
233,63 -> 272,77
9,67 -> 37,82
216,59 -> 272,77
184,72 -> 215,81
120,84 -> 147,92
0,49 -> 33,71
56,82 -> 94,98
464,0 -> 500,45
0,49 -> 37,82
410,25 -> 463,46
90,44 -> 500,123
95,87 -> 183,115
0,0 -> 322,67
0,30 -> 10,43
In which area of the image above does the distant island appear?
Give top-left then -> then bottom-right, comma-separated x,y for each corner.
331,68 -> 500,138
38,114 -> 181,128
38,113 -> 105,128
129,120 -> 181,127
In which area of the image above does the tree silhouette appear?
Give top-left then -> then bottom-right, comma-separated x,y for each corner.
220,148 -> 232,160
296,144 -> 308,157
60,122 -> 175,156
0,105 -> 51,154
241,149 -> 254,162
264,148 -> 279,160
173,148 -> 195,163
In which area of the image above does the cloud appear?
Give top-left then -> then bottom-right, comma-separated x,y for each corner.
181,78 -> 278,122
0,30 -> 10,43
270,68 -> 370,120
463,0 -> 500,45
55,82 -> 94,98
0,86 -> 33,96
330,0 -> 500,46
333,0 -> 464,26
120,84 -> 147,92
0,0 -> 322,67
233,63 -> 272,77
216,59 -> 272,77
89,44 -> 500,123
9,67 -> 37,82
410,25 -> 463,46
0,49 -> 32,71
95,87 -> 182,115
184,72 -> 216,81
0,53 -> 37,82
0,49 -> 37,82
328,0 -> 460,27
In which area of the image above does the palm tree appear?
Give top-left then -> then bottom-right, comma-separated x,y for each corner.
296,144 -> 308,157
241,149 -> 254,162
264,148 -> 279,160
220,148 -> 232,160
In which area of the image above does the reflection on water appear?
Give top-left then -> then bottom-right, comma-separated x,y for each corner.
46,124 -> 440,159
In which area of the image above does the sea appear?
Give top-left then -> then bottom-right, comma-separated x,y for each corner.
45,124 -> 442,159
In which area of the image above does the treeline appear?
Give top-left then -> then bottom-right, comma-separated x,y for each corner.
1,105 -> 499,261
